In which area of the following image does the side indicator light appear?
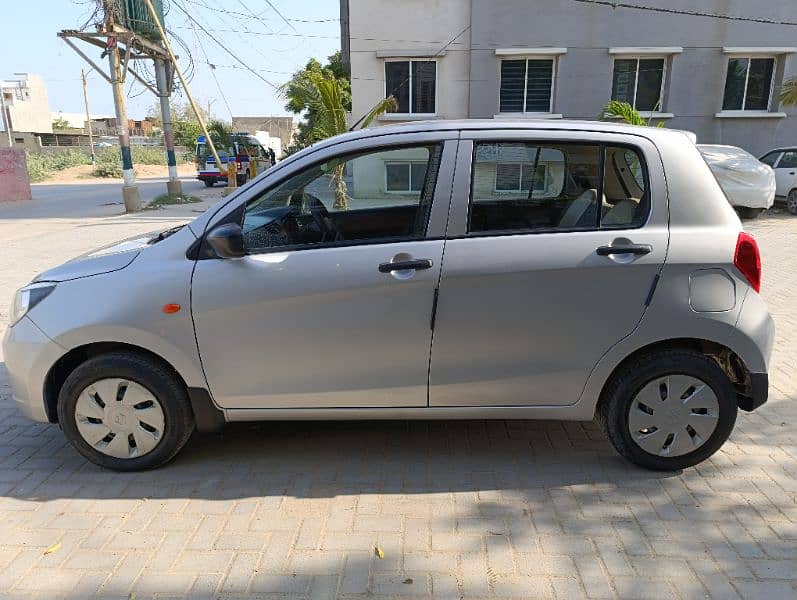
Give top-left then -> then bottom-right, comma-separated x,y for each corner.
162,303 -> 181,314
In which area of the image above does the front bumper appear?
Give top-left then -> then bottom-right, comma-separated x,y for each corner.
2,316 -> 64,423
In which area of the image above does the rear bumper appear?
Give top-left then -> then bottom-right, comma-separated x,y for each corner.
739,372 -> 768,412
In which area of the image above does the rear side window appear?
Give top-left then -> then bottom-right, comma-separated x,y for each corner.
468,142 -> 650,234
778,151 -> 797,169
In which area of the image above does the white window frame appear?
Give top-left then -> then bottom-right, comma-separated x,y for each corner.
496,57 -> 559,116
610,56 -> 668,114
494,162 -> 548,193
383,58 -> 437,117
384,160 -> 427,194
720,54 -> 777,113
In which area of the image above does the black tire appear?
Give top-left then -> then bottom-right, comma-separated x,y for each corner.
787,190 -> 797,215
236,173 -> 248,186
735,206 -> 764,220
57,352 -> 195,471
203,178 -> 216,188
599,349 -> 737,471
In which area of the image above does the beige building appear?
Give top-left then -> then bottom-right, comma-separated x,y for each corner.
1,74 -> 52,135
345,0 -> 471,127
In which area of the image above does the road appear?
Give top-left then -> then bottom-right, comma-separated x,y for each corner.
0,177 -> 207,219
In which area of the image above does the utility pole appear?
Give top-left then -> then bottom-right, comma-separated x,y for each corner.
155,58 -> 181,195
0,81 -> 12,146
81,69 -> 96,165
109,42 -> 141,212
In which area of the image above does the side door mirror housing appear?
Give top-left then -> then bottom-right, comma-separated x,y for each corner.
206,223 -> 246,259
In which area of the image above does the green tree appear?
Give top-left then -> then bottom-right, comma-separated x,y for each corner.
282,51 -> 353,153
147,100 -> 210,147
780,78 -> 797,107
600,100 -> 666,128
279,68 -> 396,208
52,116 -> 71,130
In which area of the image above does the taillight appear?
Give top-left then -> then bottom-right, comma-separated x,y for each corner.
734,232 -> 761,293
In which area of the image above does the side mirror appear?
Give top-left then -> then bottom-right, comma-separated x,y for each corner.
206,223 -> 246,259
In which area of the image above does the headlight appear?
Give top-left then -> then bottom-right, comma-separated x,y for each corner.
10,282 -> 56,326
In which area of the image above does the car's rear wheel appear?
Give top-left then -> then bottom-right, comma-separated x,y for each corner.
203,178 -> 216,188
735,206 -> 764,220
787,190 -> 797,215
58,352 -> 194,471
600,349 -> 737,471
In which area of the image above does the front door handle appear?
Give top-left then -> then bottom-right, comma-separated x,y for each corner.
378,258 -> 433,273
596,244 -> 652,256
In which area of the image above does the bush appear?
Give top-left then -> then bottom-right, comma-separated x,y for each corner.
93,148 -> 123,178
25,150 -> 89,182
132,146 -> 166,165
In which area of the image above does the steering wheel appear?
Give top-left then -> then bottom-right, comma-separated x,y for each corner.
302,192 -> 341,241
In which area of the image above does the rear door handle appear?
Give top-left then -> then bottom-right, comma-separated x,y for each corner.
596,244 -> 652,256
378,259 -> 433,273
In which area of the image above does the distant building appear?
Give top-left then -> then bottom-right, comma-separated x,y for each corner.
1,74 -> 52,135
232,116 -> 295,150
52,111 -> 112,130
343,0 -> 797,156
90,117 -> 155,137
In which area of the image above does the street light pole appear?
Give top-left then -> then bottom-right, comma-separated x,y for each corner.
109,42 -> 141,212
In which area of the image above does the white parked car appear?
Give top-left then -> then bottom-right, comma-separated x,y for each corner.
759,147 -> 797,214
698,145 -> 775,220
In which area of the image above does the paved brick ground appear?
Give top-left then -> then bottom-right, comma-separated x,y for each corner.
0,203 -> 794,599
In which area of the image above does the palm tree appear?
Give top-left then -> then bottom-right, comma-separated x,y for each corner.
600,100 -> 665,127
780,78 -> 797,107
279,70 -> 397,209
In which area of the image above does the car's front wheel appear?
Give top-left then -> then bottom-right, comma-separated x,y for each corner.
600,349 -> 737,471
58,352 -> 195,471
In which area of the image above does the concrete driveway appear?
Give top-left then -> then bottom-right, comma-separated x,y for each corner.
0,198 -> 794,599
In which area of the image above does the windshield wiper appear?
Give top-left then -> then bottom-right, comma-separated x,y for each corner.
149,225 -> 184,244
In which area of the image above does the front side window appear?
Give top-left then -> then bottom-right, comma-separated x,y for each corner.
722,57 -> 775,111
469,142 -> 649,234
499,59 -> 555,113
611,58 -> 665,111
759,151 -> 782,167
385,61 -> 436,114
242,144 -> 442,253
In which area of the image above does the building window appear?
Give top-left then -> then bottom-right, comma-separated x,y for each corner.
722,57 -> 775,111
499,59 -> 555,113
385,60 -> 436,114
494,163 -> 547,193
611,58 -> 665,112
385,161 -> 428,193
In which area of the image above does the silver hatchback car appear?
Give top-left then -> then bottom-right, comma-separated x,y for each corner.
3,120 -> 774,472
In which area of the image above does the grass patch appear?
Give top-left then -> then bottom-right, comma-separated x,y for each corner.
145,193 -> 203,210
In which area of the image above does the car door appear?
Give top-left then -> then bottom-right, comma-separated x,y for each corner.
773,150 -> 797,198
429,130 -> 669,407
191,134 -> 456,409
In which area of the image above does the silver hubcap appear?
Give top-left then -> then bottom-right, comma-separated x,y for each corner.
789,193 -> 797,213
628,375 -> 720,457
74,378 -> 166,459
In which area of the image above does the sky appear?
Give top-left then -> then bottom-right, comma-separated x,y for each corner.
0,0 -> 341,121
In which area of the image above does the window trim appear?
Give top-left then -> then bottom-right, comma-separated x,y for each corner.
496,56 -> 558,115
239,142 -> 444,256
493,162 -> 548,193
384,160 -> 428,194
383,58 -> 438,116
465,140 -> 652,238
720,55 -> 778,113
610,56 -> 668,112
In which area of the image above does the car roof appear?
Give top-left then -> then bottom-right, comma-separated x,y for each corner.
762,147 -> 797,154
302,119 -> 696,155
